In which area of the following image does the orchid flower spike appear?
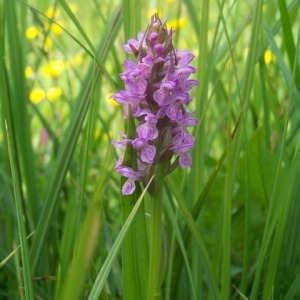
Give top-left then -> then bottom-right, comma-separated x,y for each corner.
113,14 -> 198,195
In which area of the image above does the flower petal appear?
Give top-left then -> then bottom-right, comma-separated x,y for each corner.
179,152 -> 192,168
122,178 -> 136,195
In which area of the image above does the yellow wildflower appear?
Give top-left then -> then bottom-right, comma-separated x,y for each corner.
226,58 -> 232,69
102,131 -> 111,140
72,54 -> 83,66
93,129 -> 111,140
29,88 -> 45,104
49,22 -> 64,36
264,50 -> 275,64
45,7 -> 61,19
94,128 -> 101,139
42,36 -> 53,51
65,54 -> 83,68
25,26 -> 40,40
42,60 -> 65,78
93,128 -> 111,141
167,18 -> 187,31
46,86 -> 63,101
25,66 -> 35,80
108,93 -> 119,107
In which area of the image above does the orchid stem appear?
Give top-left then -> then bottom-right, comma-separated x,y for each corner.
147,166 -> 164,300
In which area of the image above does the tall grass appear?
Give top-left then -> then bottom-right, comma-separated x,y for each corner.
0,0 -> 300,299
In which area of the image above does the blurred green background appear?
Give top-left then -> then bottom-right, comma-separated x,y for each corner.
1,0 -> 300,299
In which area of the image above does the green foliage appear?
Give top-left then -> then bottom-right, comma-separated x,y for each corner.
0,0 -> 300,299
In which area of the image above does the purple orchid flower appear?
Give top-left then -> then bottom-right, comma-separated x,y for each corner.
112,14 -> 198,195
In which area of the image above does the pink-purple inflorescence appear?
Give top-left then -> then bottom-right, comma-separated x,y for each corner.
113,14 -> 198,195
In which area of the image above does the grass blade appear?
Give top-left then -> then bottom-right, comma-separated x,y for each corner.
5,120 -> 34,299
166,177 -> 220,299
5,0 -> 39,226
87,177 -> 153,300
60,176 -> 106,300
278,0 -> 300,94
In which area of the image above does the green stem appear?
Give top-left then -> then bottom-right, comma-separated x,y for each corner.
122,188 -> 148,300
122,110 -> 149,300
147,167 -> 164,300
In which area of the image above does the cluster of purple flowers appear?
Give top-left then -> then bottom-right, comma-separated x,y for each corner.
113,14 -> 198,195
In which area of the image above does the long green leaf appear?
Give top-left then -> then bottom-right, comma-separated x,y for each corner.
6,121 -> 34,299
250,9 -> 299,300
284,269 -> 300,300
122,0 -> 142,40
278,0 -> 300,94
119,108 -> 148,300
60,175 -> 106,300
88,177 -> 153,300
164,193 -> 197,300
166,177 -> 220,299
261,26 -> 300,299
120,3 -> 148,299
58,0 -> 96,53
6,0 -> 38,226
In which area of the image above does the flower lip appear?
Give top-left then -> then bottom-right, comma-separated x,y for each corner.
171,130 -> 195,153
120,178 -> 137,195
123,32 -> 145,54
179,152 -> 192,168
113,90 -> 145,105
132,138 -> 157,164
177,50 -> 196,67
136,121 -> 159,141
112,134 -> 131,150
115,165 -> 142,181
